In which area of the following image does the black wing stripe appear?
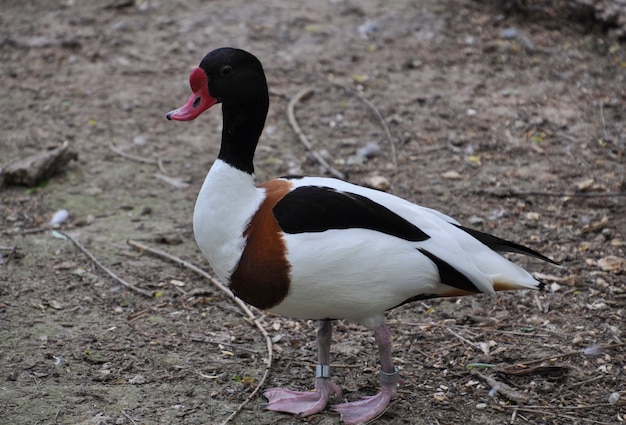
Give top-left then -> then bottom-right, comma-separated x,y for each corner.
273,186 -> 430,242
454,224 -> 559,265
418,248 -> 481,293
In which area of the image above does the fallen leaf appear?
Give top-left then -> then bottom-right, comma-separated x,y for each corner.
581,216 -> 609,233
363,175 -> 390,191
576,178 -> 595,191
525,212 -> 540,221
597,256 -> 626,274
466,155 -> 481,166
48,300 -> 63,310
442,170 -> 463,180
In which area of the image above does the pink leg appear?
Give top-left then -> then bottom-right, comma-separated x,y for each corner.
264,320 -> 342,417
332,323 -> 400,424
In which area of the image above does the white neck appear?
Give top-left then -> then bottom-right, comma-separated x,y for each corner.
193,159 -> 265,281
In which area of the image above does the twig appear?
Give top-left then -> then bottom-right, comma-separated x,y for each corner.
190,335 -> 260,355
470,369 -> 531,404
128,309 -> 148,324
512,402 -> 621,411
126,239 -> 273,425
287,88 -> 346,180
568,375 -> 605,388
483,189 -> 626,198
513,343 -> 623,367
445,328 -> 483,352
365,400 -> 397,424
157,157 -> 169,175
325,77 -> 398,168
121,410 -> 138,425
269,67 -> 397,168
514,351 -> 581,367
108,143 -> 158,165
0,245 -> 17,266
501,405 -> 614,425
58,231 -> 154,297
53,408 -> 61,424
599,100 -> 610,142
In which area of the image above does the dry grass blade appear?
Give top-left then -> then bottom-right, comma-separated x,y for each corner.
126,239 -> 273,425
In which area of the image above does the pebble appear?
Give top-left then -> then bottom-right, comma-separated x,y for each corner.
441,170 -> 463,180
363,175 -> 390,191
133,133 -> 148,147
500,28 -> 518,39
129,374 -> 146,384
468,215 -> 484,225
597,256 -> 626,273
358,19 -> 378,39
356,141 -> 381,159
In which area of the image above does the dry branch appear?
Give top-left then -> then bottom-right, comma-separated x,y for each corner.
325,77 -> 398,168
109,143 -> 158,165
59,231 -> 154,298
470,369 -> 531,404
1,141 -> 77,187
287,88 -> 346,179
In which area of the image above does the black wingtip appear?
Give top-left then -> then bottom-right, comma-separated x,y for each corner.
455,224 -> 559,265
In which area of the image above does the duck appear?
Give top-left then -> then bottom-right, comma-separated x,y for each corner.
166,47 -> 557,424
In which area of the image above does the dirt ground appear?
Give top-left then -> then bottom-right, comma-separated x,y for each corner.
1,0 -> 625,424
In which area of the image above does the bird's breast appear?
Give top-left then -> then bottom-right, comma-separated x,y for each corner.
229,179 -> 293,309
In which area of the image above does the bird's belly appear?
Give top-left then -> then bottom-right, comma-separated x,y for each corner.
270,229 -> 440,328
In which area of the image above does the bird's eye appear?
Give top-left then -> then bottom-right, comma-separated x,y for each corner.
220,65 -> 233,76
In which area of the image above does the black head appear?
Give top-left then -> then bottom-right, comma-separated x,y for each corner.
200,48 -> 267,106
166,47 -> 268,121
166,48 -> 270,174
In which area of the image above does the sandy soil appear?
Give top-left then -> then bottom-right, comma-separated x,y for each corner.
1,0 -> 625,424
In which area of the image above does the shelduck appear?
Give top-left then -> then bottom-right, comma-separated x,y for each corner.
166,47 -> 556,424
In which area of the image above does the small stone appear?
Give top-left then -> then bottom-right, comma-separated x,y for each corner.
129,374 -> 146,384
576,178 -> 595,191
49,300 -> 63,310
356,141 -> 381,159
133,133 -> 148,147
500,28 -> 518,39
476,402 -> 487,409
525,212 -> 540,221
468,215 -> 484,225
597,256 -> 626,274
550,282 -> 561,293
441,170 -> 462,180
433,391 -> 447,402
358,19 -> 378,39
363,175 -> 390,191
